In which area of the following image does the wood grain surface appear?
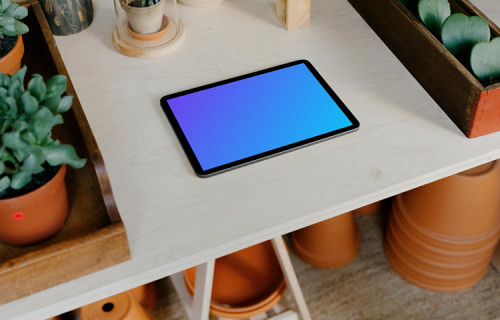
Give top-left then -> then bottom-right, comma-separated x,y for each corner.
2,0 -> 500,319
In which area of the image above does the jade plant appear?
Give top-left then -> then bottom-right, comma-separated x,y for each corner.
0,0 -> 28,43
0,66 -> 86,198
403,0 -> 500,82
128,0 -> 160,7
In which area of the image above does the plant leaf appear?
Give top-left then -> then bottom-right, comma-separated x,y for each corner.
28,74 -> 47,101
470,37 -> 500,81
0,161 -> 4,174
0,0 -> 9,11
57,95 -> 73,113
2,131 -> 28,150
13,20 -> 29,35
20,152 -> 44,174
44,144 -> 87,168
45,75 -> 67,98
32,107 -> 63,142
11,65 -> 27,85
21,91 -> 38,113
418,0 -> 450,37
11,5 -> 28,20
0,175 -> 10,193
441,13 -> 490,61
10,171 -> 31,190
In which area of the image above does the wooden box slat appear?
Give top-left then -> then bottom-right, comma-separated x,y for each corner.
0,1 -> 131,305
347,0 -> 500,138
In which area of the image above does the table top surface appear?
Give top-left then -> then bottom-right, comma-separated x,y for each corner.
3,0 -> 500,319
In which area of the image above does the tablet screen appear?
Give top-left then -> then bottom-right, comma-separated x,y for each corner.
161,60 -> 359,177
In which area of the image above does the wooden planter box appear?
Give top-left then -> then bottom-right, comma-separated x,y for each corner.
0,1 -> 131,305
348,0 -> 500,138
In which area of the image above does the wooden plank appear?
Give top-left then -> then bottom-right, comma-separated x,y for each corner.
347,0 -> 500,138
275,0 -> 311,31
0,1 -> 130,305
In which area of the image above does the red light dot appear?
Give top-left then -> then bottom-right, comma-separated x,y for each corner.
13,212 -> 24,220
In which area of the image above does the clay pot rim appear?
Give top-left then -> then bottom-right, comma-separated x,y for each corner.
0,35 -> 24,75
392,199 -> 500,254
183,271 -> 286,316
127,15 -> 169,41
120,0 -> 164,13
386,236 -> 489,281
396,195 -> 500,244
0,164 -> 66,202
385,244 -> 489,292
457,161 -> 497,177
387,223 -> 493,269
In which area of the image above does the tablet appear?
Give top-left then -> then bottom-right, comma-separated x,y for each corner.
160,60 -> 359,177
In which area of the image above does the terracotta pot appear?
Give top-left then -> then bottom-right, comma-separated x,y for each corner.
388,207 -> 498,265
392,196 -> 500,256
354,200 -> 383,215
0,35 -> 24,75
80,291 -> 152,320
291,211 -> 360,268
184,241 -> 285,318
129,283 -> 157,312
386,224 -> 493,276
385,238 -> 490,292
0,165 -> 68,246
400,161 -> 500,238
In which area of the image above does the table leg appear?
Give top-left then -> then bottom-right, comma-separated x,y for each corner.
191,260 -> 215,320
271,236 -> 312,320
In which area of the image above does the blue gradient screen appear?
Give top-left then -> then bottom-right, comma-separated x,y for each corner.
166,63 -> 354,171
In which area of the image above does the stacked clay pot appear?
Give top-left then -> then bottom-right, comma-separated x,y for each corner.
385,161 -> 500,291
291,211 -> 361,268
353,200 -> 384,216
79,283 -> 156,320
184,241 -> 286,319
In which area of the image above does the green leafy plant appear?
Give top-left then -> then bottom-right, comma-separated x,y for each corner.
441,13 -> 490,61
417,0 -> 450,36
128,0 -> 160,8
0,0 -> 28,41
471,37 -> 500,81
401,0 -> 500,82
0,66 -> 86,197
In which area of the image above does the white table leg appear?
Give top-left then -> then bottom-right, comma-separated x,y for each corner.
191,260 -> 215,320
271,237 -> 312,320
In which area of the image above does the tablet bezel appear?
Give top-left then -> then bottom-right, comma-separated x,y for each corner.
160,60 -> 360,177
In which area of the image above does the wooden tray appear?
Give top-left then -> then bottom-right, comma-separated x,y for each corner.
347,0 -> 500,138
0,1 -> 131,305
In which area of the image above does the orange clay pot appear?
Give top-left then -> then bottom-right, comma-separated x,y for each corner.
291,211 -> 360,268
129,283 -> 157,312
385,237 -> 490,292
0,35 -> 24,75
80,291 -> 153,320
353,200 -> 383,216
393,196 -> 500,255
400,161 -> 500,238
0,164 -> 68,246
184,241 -> 285,319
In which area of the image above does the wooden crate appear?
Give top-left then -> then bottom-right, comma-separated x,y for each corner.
0,1 -> 131,305
347,0 -> 500,138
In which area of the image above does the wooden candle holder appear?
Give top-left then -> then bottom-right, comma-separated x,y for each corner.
348,0 -> 500,138
276,0 -> 311,31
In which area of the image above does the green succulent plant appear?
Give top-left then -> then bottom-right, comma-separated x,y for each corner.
401,0 -> 500,82
0,66 -> 86,197
128,0 -> 160,8
0,0 -> 29,40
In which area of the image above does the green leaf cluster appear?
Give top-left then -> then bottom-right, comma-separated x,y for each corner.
401,0 -> 500,82
0,0 -> 28,39
0,66 -> 86,195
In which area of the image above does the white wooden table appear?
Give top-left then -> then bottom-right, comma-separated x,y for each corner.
2,0 -> 500,319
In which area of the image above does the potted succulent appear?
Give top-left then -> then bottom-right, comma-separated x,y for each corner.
119,0 -> 169,40
0,0 -> 28,75
0,66 -> 86,246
